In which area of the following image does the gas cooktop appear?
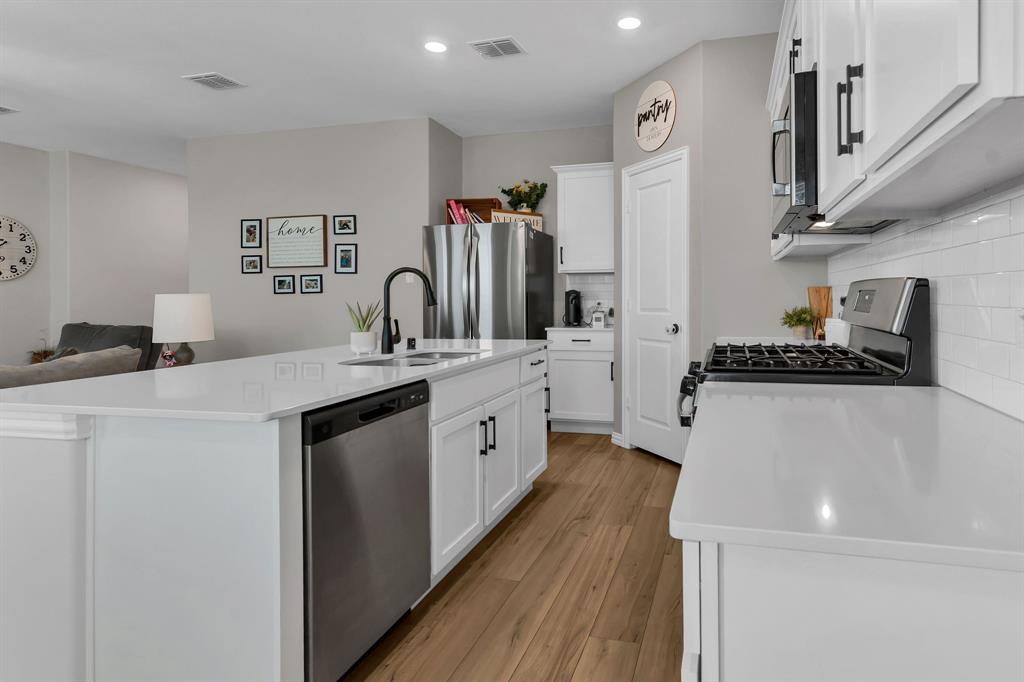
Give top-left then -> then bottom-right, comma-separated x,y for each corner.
705,343 -> 890,377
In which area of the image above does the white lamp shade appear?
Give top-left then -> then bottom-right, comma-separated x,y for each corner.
152,293 -> 215,343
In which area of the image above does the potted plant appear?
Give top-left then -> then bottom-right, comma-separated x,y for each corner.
347,300 -> 383,354
499,179 -> 548,212
781,306 -> 816,340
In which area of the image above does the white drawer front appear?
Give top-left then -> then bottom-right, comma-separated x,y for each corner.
519,350 -> 548,384
430,359 -> 519,422
546,330 -> 614,352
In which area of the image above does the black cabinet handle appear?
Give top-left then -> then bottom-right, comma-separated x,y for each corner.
610,361 -> 614,381
488,415 -> 497,450
559,246 -> 564,265
530,358 -> 545,366
479,420 -> 488,455
788,38 -> 801,74
571,338 -> 591,343
544,387 -> 550,414
837,63 -> 864,156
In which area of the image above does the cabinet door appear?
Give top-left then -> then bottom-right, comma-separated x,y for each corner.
483,390 -> 521,525
860,0 -> 979,173
520,378 -> 548,486
557,166 -> 614,273
817,0 -> 865,213
430,406 -> 485,575
548,351 -> 614,422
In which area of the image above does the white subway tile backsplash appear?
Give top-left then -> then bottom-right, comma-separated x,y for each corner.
829,185 -> 1024,420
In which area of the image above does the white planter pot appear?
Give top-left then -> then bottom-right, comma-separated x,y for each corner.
791,326 -> 812,340
350,331 -> 378,354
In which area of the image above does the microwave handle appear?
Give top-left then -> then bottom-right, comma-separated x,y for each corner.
771,117 -> 791,197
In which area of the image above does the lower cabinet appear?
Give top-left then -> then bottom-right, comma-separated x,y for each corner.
430,367 -> 549,579
548,351 -> 614,422
520,378 -> 548,486
482,390 -> 521,526
430,406 -> 486,576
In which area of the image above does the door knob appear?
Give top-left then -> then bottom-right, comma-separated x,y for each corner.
665,323 -> 680,335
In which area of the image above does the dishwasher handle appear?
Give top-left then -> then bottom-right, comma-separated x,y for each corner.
303,381 -> 429,445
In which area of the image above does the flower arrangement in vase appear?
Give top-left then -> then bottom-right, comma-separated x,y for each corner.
499,179 -> 548,212
781,306 -> 816,340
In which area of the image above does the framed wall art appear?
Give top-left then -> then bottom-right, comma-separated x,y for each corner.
332,214 -> 357,235
273,274 -> 295,294
266,215 -> 327,267
241,219 -> 262,248
300,274 -> 323,294
334,243 -> 357,274
241,254 -> 263,273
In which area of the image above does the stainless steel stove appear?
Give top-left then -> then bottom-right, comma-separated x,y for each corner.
679,277 -> 931,426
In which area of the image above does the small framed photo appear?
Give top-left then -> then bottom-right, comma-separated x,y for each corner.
300,274 -> 323,294
241,219 -> 262,248
241,254 -> 263,274
334,243 -> 358,274
273,274 -> 295,294
333,214 -> 357,235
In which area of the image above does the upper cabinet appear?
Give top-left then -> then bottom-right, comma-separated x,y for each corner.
770,0 -> 1024,224
552,162 -> 614,273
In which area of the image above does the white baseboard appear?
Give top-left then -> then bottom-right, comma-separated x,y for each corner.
549,419 -> 612,435
611,431 -> 634,449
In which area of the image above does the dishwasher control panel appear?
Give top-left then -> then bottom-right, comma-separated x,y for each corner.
302,381 -> 430,445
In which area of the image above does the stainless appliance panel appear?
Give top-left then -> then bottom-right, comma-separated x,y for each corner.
475,223 -> 527,339
303,385 -> 430,681
423,225 -> 472,339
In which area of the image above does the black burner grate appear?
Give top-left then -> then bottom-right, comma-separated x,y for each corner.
706,343 -> 885,375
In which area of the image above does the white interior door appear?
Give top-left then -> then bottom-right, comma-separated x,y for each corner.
624,150 -> 687,463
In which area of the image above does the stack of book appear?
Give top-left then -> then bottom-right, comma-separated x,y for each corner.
446,200 -> 486,224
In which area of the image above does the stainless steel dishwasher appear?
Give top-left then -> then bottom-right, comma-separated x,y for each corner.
301,381 -> 430,681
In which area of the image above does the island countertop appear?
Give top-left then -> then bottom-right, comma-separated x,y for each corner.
670,382 -> 1024,572
0,339 -> 548,423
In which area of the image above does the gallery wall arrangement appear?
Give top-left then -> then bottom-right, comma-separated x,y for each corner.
238,213 -> 359,294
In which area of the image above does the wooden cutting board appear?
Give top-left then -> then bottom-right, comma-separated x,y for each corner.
807,287 -> 833,340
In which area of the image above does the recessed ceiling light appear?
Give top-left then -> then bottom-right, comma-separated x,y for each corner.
617,17 -> 642,30
424,41 -> 447,53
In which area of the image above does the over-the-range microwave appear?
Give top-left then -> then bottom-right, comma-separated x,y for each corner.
771,70 -> 896,236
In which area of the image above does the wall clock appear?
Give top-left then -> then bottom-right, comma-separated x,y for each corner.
0,216 -> 37,281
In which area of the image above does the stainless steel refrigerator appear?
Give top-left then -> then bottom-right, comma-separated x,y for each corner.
424,223 -> 554,339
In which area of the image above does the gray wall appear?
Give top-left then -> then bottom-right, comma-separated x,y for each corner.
0,142 -> 50,365
612,34 -> 827,431
65,153 -> 188,326
462,125 -> 614,314
428,120 -> 463,227
187,119 -> 436,360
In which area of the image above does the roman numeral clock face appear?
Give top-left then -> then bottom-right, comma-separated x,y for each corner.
0,216 -> 37,281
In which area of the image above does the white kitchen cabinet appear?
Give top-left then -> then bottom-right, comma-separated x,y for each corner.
430,406 -> 485,576
552,162 -> 614,273
482,390 -> 521,526
816,0 -> 865,213
546,328 -> 614,433
859,0 -> 979,174
520,377 -> 548,486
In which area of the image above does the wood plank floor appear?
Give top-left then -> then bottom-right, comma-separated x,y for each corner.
345,433 -> 683,682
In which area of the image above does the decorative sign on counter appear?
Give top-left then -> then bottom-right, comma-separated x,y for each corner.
635,79 -> 676,152
266,215 -> 327,268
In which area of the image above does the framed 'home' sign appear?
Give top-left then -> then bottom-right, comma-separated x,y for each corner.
266,215 -> 327,268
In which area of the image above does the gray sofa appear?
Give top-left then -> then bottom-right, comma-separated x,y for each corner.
57,323 -> 160,371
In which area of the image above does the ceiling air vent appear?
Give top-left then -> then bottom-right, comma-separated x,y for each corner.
0,106 -> 19,115
181,72 -> 246,90
468,37 -> 526,59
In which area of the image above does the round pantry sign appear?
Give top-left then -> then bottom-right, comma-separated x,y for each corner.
635,80 -> 676,152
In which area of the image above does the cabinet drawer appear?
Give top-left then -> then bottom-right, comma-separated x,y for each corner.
519,350 -> 548,384
430,359 -> 519,422
546,330 -> 614,352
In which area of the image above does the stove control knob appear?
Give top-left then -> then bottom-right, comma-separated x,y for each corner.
688,361 -> 702,377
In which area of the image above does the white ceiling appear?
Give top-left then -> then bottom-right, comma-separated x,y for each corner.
0,1 -> 782,174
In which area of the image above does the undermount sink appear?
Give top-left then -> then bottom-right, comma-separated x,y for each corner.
342,351 -> 482,367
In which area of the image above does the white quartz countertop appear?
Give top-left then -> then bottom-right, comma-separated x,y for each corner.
670,382 -> 1024,571
545,326 -> 614,332
0,339 -> 547,423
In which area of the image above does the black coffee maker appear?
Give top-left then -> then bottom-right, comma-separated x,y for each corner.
564,289 -> 583,327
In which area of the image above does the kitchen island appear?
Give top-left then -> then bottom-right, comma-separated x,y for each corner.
670,382 -> 1024,681
0,339 -> 548,682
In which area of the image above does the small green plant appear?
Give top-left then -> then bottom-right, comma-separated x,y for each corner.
780,306 -> 816,329
346,300 -> 383,332
499,179 -> 548,211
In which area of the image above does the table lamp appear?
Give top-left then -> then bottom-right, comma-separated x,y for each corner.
152,293 -> 215,365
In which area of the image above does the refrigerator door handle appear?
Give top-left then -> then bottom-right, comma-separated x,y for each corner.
468,231 -> 479,339
461,230 -> 472,335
